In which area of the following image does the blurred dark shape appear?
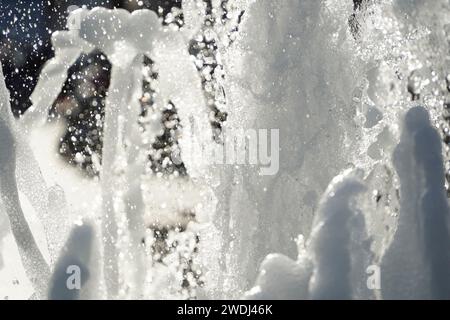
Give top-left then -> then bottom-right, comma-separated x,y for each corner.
51,51 -> 111,176
140,56 -> 187,176
353,0 -> 364,10
349,0 -> 369,39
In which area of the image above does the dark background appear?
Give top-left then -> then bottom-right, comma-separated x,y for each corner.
0,0 -> 180,116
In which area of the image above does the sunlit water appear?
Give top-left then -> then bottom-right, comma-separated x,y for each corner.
0,0 -> 450,300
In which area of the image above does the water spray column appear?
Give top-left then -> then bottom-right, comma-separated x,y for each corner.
79,8 -> 164,298
122,71 -> 146,299
0,64 -> 50,299
78,8 -> 131,298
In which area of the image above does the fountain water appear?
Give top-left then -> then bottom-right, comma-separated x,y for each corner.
0,0 -> 449,300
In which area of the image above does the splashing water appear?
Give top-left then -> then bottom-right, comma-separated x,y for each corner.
0,0 -> 450,299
